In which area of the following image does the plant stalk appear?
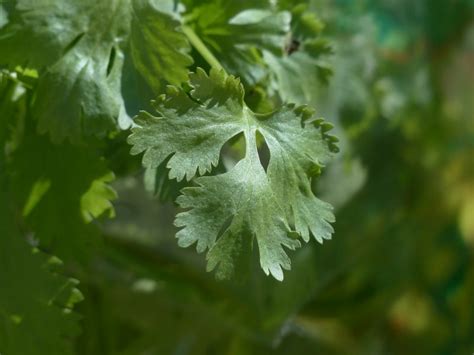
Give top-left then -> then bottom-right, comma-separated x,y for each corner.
182,25 -> 224,71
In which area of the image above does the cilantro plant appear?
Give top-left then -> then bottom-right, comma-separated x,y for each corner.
0,0 -> 337,353
1,0 -> 474,354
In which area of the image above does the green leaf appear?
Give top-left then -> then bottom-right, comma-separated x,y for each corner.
130,0 -> 193,94
264,5 -> 333,104
263,40 -> 332,104
0,70 -> 115,262
81,171 -> 117,223
0,0 -> 192,143
10,130 -> 117,261
0,119 -> 82,355
129,68 -> 337,280
186,2 -> 290,84
185,1 -> 332,105
0,228 -> 82,355
0,0 -> 130,142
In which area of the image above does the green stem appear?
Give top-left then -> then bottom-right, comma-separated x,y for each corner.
182,25 -> 224,71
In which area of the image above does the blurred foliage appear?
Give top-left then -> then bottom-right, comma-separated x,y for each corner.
80,0 -> 474,353
0,0 -> 473,354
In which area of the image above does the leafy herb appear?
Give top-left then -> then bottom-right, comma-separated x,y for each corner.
129,68 -> 337,280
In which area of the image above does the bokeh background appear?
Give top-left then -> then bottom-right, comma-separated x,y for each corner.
71,0 -> 474,354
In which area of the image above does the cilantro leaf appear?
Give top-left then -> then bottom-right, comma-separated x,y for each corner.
0,0 -> 192,143
0,0 -> 130,142
0,96 -> 81,355
0,222 -> 82,355
129,69 -> 338,280
264,40 -> 332,104
186,2 -> 290,85
185,1 -> 332,106
0,70 -> 116,262
130,0 -> 193,94
11,129 -> 116,261
264,5 -> 333,104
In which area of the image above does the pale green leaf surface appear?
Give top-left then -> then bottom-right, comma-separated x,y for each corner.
129,69 -> 337,280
